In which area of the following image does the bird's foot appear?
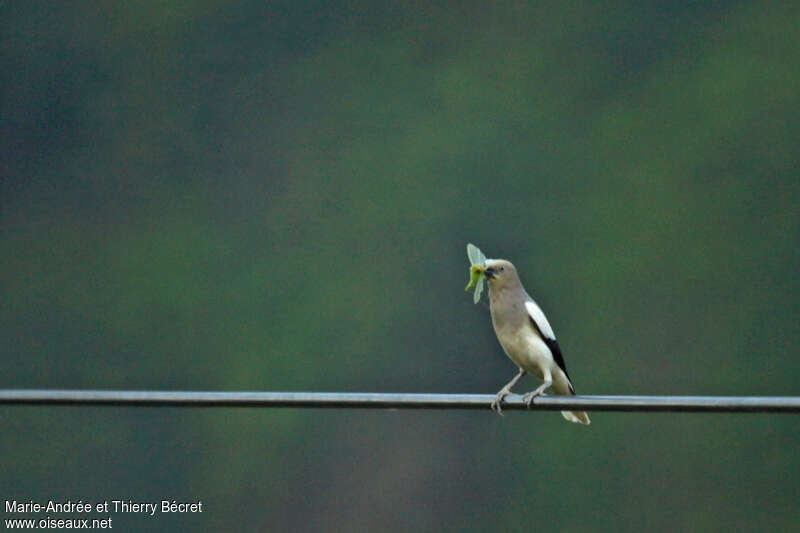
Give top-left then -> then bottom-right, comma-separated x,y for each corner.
522,390 -> 547,407
490,388 -> 512,416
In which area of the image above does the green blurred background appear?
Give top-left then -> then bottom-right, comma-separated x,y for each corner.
2,1 -> 799,531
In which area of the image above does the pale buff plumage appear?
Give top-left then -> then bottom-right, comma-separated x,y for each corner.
483,259 -> 589,425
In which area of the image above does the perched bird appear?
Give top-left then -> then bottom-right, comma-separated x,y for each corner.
477,257 -> 590,424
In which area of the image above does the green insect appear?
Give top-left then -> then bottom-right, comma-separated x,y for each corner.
465,243 -> 488,304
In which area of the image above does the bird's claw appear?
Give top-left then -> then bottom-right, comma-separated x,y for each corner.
491,389 -> 511,416
522,390 -> 546,407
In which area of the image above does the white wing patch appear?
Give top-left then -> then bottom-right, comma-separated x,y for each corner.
525,300 -> 556,341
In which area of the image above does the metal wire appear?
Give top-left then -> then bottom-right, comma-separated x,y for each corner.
1,390 -> 799,412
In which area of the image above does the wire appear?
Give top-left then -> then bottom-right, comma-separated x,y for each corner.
1,390 -> 799,412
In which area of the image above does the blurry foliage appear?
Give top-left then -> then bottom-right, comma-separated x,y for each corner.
2,1 -> 799,531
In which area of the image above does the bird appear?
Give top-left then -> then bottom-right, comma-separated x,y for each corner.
481,258 -> 590,424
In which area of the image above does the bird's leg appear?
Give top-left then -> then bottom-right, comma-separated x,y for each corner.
522,373 -> 552,407
491,368 -> 526,415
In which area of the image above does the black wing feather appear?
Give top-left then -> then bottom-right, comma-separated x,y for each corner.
528,316 -> 572,384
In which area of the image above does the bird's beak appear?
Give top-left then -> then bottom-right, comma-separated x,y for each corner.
484,267 -> 495,279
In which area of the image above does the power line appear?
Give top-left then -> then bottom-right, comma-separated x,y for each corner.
1,390 -> 799,412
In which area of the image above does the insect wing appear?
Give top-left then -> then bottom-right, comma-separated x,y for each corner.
467,243 -> 487,266
473,276 -> 484,303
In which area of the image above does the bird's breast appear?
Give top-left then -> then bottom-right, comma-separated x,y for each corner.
492,321 -> 552,377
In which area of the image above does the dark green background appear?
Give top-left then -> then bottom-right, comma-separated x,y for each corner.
2,2 -> 798,531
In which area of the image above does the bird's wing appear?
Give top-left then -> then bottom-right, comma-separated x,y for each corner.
525,300 -> 571,383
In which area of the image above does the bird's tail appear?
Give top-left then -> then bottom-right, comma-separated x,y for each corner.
556,377 -> 590,425
561,410 -> 590,424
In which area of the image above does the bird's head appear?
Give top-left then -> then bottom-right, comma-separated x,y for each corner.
483,259 -> 518,289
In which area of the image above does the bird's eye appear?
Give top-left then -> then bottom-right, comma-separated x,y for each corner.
499,266 -> 505,272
